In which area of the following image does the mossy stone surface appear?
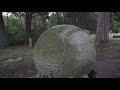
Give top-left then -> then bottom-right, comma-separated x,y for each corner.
33,25 -> 96,78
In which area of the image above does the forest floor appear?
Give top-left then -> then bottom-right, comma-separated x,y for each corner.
96,39 -> 120,78
0,45 -> 37,78
0,33 -> 120,78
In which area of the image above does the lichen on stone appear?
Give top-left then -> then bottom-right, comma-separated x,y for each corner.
33,25 -> 96,78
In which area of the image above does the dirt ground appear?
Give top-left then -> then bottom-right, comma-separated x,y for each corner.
0,45 -> 38,78
0,34 -> 120,78
96,40 -> 120,78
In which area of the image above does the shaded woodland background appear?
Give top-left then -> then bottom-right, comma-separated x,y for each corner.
1,12 -> 120,48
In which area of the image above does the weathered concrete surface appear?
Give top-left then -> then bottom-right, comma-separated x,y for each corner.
33,25 -> 96,78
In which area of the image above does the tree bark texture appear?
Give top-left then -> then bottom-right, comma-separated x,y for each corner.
25,12 -> 32,46
0,12 -> 8,47
96,12 -> 110,44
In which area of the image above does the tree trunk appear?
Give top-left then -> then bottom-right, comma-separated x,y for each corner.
41,16 -> 47,30
25,12 -> 33,47
56,12 -> 60,24
96,12 -> 110,44
33,14 -> 36,30
0,12 -> 8,47
6,13 -> 9,29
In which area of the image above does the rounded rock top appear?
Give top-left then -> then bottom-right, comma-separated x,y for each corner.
33,25 -> 96,78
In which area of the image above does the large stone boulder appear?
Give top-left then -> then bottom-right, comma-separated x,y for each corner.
33,25 -> 96,78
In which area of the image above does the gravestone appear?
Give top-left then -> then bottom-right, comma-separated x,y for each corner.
33,25 -> 96,78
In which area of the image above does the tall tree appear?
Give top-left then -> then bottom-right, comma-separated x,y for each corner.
96,12 -> 110,44
0,12 -> 8,47
37,12 -> 49,30
62,12 -> 97,33
25,12 -> 33,47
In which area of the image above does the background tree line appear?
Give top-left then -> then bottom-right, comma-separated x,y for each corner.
0,12 -> 120,48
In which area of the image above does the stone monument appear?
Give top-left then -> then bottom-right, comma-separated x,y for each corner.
33,25 -> 96,78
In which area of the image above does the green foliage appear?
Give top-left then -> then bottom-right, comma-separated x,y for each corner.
110,12 -> 120,33
2,12 -> 99,46
47,12 -> 98,34
2,12 -> 108,46
111,20 -> 120,33
47,12 -> 63,28
62,12 -> 98,33
3,14 -> 25,45
31,13 -> 49,43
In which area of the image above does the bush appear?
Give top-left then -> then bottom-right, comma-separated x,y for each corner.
4,15 -> 25,45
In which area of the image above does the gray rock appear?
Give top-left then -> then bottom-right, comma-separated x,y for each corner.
33,25 -> 96,78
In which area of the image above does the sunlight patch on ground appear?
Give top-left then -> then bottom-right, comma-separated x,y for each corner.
4,57 -> 22,63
